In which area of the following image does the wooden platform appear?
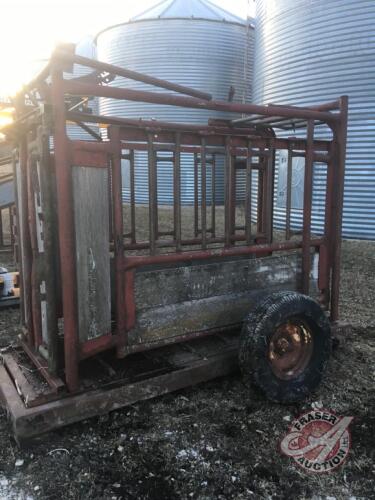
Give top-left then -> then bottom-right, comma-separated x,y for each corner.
0,332 -> 239,444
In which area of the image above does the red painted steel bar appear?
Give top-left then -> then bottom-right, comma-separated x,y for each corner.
224,137 -> 231,247
121,232 -> 267,251
270,100 -> 341,113
67,111 -> 332,151
63,81 -> 341,123
50,68 -> 80,392
232,100 -> 341,125
71,140 -> 113,154
174,133 -> 182,252
265,139 -> 275,243
257,148 -> 265,235
108,127 -> 127,357
211,154 -> 216,238
245,141 -> 252,245
302,120 -> 315,295
201,138 -> 207,250
79,333 -> 117,360
129,149 -> 136,244
123,239 -> 324,271
285,145 -> 293,241
194,153 -> 199,238
54,50 -> 213,101
330,96 -> 348,321
229,146 -> 236,241
147,134 -> 157,255
320,140 -> 337,301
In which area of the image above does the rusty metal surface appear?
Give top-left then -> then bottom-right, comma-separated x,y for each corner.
268,320 -> 314,381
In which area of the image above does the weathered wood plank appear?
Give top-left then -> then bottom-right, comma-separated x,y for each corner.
129,282 -> 318,344
135,253 -> 311,311
130,252 -> 319,344
72,166 -> 111,341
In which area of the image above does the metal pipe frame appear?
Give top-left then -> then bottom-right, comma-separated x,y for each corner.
50,67 -> 80,392
63,79 -> 339,124
8,51 -> 348,393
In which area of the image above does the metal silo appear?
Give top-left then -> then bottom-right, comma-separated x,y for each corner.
96,0 -> 254,204
253,0 -> 375,240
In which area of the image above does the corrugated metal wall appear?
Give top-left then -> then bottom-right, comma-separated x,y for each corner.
97,17 -> 253,204
254,0 -> 375,239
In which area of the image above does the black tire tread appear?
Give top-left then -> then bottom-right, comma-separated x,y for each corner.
239,291 -> 331,403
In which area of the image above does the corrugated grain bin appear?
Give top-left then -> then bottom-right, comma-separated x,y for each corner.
97,0 -> 254,204
253,0 -> 375,239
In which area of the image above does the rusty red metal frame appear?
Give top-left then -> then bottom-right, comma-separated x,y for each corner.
6,51 -> 348,394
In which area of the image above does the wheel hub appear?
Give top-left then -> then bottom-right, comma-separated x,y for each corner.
268,320 -> 314,380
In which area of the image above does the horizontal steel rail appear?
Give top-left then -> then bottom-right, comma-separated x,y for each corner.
63,80 -> 341,123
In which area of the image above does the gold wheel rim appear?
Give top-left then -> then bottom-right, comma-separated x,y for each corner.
268,319 -> 314,380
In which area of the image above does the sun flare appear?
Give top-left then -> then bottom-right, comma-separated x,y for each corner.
0,0 -> 252,97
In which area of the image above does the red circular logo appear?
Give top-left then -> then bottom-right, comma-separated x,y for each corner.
280,409 -> 353,473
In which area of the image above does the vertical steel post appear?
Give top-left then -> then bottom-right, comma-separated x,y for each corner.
147,134 -> 157,255
194,153 -> 199,238
285,145 -> 293,241
201,138 -> 207,250
319,139 -> 336,308
245,141 -> 252,245
229,151 -> 236,241
330,96 -> 348,321
50,67 -> 79,392
265,139 -> 275,244
129,149 -> 136,244
211,154 -> 216,239
257,148 -> 265,235
174,133 -> 182,252
109,127 -> 127,356
302,120 -> 315,295
224,137 -> 232,247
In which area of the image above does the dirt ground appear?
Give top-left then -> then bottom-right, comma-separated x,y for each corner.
0,240 -> 374,500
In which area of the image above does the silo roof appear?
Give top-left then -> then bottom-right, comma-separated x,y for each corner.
131,0 -> 245,24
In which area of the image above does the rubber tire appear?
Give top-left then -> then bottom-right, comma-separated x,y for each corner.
239,291 -> 331,403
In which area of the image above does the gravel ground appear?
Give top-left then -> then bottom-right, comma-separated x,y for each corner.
0,240 -> 374,500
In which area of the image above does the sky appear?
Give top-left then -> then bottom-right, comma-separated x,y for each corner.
0,0 -> 255,98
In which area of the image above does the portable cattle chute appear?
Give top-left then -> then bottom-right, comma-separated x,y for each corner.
0,49 -> 348,443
